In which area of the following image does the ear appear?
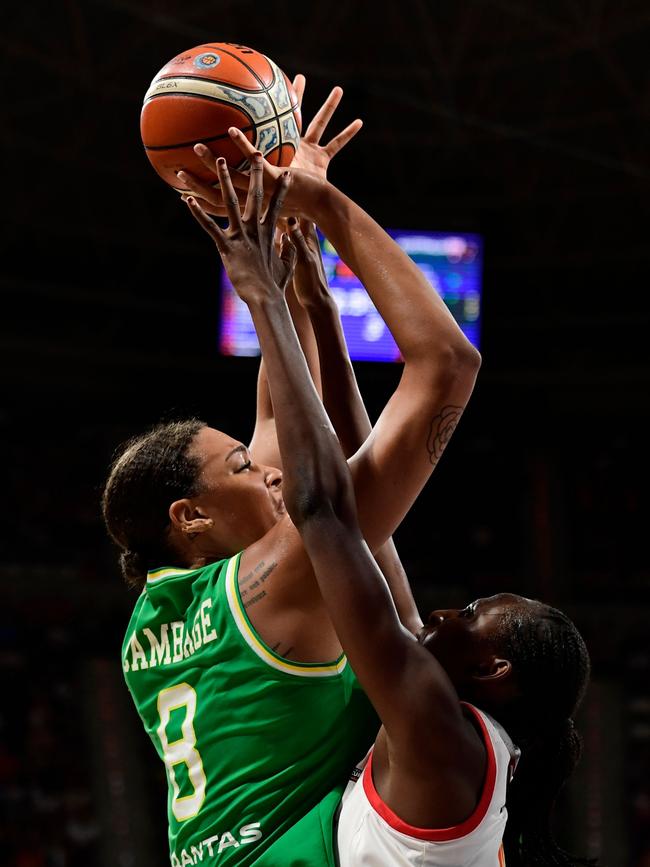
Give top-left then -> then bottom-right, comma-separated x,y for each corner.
472,657 -> 512,683
169,499 -> 215,536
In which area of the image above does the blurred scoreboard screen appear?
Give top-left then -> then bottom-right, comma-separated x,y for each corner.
218,229 -> 483,361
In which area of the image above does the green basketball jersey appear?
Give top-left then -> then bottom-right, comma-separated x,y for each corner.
250,786 -> 343,867
122,553 -> 378,867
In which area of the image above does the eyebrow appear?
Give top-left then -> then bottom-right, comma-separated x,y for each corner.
225,445 -> 247,462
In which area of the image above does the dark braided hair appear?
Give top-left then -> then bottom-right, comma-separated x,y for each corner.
495,604 -> 594,867
101,418 -> 206,589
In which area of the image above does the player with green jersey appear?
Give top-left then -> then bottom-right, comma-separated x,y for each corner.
123,554 -> 377,866
104,82 -> 480,867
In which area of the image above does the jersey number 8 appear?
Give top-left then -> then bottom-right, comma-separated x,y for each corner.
157,683 -> 207,821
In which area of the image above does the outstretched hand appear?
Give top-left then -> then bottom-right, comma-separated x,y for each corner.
289,76 -> 363,179
185,153 -> 296,306
177,76 -> 360,216
287,217 -> 329,307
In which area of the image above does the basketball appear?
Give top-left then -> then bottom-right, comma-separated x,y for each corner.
140,42 -> 302,193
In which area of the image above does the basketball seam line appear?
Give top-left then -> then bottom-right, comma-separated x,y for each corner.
204,44 -> 270,91
143,103 -> 299,152
200,46 -> 288,161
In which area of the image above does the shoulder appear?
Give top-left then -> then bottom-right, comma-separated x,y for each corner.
239,514 -> 314,603
358,703 -> 504,839
393,695 -> 487,782
237,516 -> 343,662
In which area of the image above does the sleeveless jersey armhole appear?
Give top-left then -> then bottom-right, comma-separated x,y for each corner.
223,552 -> 349,679
362,703 -> 498,842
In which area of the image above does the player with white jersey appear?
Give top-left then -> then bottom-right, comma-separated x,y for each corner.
200,152 -> 595,867
338,705 -> 517,867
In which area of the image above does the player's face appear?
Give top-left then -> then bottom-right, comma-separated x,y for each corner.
189,427 -> 285,548
418,593 -> 540,687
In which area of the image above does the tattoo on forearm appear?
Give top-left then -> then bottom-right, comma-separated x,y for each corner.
427,405 -> 463,465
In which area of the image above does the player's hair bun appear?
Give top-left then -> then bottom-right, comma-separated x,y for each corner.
120,549 -> 149,587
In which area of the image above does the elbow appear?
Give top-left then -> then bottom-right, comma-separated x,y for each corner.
457,340 -> 482,372
287,490 -> 333,529
430,339 -> 482,379
409,330 -> 482,375
284,471 -> 357,531
410,341 -> 482,410
443,331 -> 482,372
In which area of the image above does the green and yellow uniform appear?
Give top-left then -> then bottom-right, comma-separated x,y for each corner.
251,788 -> 343,867
122,553 -> 377,867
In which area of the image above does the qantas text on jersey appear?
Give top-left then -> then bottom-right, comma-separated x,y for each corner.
170,822 -> 263,866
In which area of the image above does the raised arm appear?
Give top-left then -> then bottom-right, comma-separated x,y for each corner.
248,279 -> 321,468
189,161 -> 484,829
186,142 -> 478,664
270,291 -> 485,830
289,217 -> 422,633
222,136 -> 482,553
288,218 -> 371,456
195,78 -> 361,471
182,83 -> 422,629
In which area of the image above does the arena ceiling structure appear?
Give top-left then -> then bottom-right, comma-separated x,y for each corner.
2,0 -> 649,418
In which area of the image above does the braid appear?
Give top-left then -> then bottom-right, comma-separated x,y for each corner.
101,418 -> 206,589
497,606 -> 595,867
119,549 -> 151,586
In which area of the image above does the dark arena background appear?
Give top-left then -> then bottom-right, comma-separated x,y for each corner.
2,2 -> 649,865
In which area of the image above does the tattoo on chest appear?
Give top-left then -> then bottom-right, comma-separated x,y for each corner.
240,560 -> 277,609
427,405 -> 463,466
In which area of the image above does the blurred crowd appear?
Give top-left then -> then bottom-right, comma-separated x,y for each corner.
0,620 -> 101,867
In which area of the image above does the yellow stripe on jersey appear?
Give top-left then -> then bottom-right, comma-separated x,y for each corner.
225,554 -> 348,678
147,566 -> 198,583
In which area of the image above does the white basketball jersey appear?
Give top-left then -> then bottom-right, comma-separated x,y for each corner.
337,704 -> 519,867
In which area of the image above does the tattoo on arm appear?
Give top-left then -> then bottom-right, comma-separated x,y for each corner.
427,405 -> 463,466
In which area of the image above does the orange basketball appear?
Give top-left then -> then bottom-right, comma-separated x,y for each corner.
140,42 -> 302,193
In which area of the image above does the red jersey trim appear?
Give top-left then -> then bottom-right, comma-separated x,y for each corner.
361,703 -> 498,842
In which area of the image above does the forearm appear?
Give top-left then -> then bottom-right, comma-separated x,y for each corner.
286,279 -> 322,397
247,295 -> 350,521
310,184 -> 480,370
304,291 -> 422,631
373,539 -> 422,633
302,291 -> 371,455
249,280 -> 321,468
